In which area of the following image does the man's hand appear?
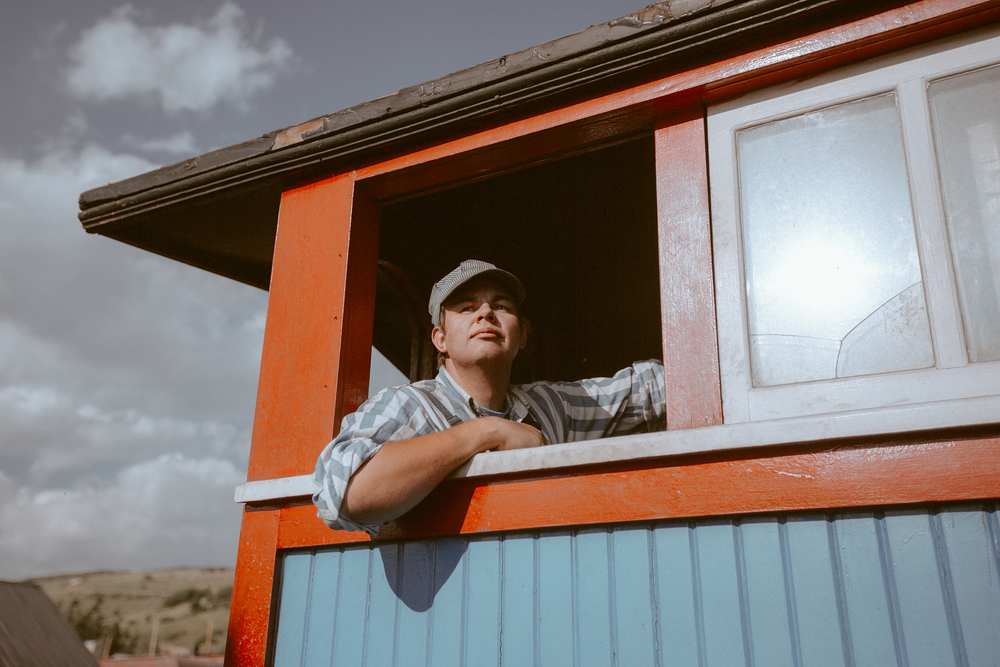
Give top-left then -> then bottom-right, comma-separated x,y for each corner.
341,416 -> 547,526
474,416 -> 549,451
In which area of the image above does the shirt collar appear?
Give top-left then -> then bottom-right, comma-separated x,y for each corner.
435,365 -> 530,423
434,366 -> 478,421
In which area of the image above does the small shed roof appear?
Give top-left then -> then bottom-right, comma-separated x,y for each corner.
77,0 -> 864,289
0,580 -> 99,667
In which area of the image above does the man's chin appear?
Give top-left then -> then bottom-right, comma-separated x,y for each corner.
468,345 -> 516,363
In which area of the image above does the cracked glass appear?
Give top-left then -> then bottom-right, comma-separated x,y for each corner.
736,93 -> 934,387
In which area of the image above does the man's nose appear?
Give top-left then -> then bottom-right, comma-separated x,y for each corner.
476,303 -> 496,320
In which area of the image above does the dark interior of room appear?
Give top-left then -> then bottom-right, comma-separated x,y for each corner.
374,136 -> 663,385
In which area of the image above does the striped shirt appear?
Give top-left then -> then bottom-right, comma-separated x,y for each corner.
313,360 -> 666,534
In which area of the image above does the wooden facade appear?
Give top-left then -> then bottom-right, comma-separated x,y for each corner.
80,0 -> 1000,664
271,506 -> 1000,666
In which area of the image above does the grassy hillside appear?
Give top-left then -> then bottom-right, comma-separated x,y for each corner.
29,567 -> 234,657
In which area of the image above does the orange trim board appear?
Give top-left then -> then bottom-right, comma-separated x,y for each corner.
654,113 -> 722,430
273,436 -> 1000,550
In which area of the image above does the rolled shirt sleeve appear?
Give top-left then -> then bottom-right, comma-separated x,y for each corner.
312,387 -> 427,534
313,360 -> 666,534
515,359 -> 666,443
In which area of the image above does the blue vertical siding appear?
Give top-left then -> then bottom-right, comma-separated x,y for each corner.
272,505 -> 1000,667
302,550 -> 339,667
575,529 -> 613,667
538,532 -> 574,667
500,533 -> 534,666
652,524 -> 698,666
429,538 -> 465,666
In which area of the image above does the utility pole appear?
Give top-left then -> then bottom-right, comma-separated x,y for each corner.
204,618 -> 214,655
148,617 -> 159,656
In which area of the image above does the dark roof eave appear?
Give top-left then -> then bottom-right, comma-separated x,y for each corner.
78,0 -> 858,229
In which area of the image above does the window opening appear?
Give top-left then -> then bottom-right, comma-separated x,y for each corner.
373,260 -> 436,382
372,137 -> 662,385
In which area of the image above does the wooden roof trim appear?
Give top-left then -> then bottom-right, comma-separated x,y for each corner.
78,0 -> 855,229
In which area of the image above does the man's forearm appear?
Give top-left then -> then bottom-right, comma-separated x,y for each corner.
339,417 -> 546,527
340,421 -> 484,526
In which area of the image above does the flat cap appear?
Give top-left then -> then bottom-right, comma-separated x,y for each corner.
428,260 -> 525,328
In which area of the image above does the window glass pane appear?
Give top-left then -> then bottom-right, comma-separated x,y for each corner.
929,64 -> 1000,362
737,94 -> 934,387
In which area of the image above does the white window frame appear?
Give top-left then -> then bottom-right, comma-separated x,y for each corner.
708,25 -> 1000,423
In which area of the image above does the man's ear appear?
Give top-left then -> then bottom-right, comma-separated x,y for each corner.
519,319 -> 528,350
431,326 -> 447,354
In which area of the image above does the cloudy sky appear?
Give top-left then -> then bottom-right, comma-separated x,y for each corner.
0,0 -> 642,579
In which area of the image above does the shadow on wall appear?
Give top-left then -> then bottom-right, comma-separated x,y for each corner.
373,480 -> 481,611
376,538 -> 468,612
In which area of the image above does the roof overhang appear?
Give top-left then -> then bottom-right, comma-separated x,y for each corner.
78,0 -> 907,289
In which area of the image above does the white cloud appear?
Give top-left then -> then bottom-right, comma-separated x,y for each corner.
0,143 -> 155,237
0,143 -> 267,416
0,120 -> 399,580
66,3 -> 294,113
122,130 -> 199,155
0,140 -> 267,578
0,454 -> 245,579
0,384 -> 67,416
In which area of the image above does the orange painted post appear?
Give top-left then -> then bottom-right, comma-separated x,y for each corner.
225,509 -> 279,667
247,172 -> 379,481
332,187 -> 380,430
227,172 -> 380,665
654,110 -> 723,430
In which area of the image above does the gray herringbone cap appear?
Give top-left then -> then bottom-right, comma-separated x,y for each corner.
429,260 -> 525,328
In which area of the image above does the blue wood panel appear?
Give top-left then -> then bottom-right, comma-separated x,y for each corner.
939,507 -> 1000,667
365,543 -> 400,667
302,550 -> 340,667
464,537 -> 501,666
537,532 -> 573,667
273,551 -> 312,667
694,522 -> 747,667
739,518 -> 795,667
653,523 -> 699,666
784,516 -> 845,667
884,511 -> 958,667
273,504 -> 1000,667
395,540 -> 433,667
573,529 -> 613,667
329,547 -> 369,666
611,526 -> 657,667
499,533 -> 534,666
428,538 -> 465,667
834,514 -> 898,667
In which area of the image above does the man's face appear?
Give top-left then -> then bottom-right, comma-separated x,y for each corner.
431,277 -> 526,368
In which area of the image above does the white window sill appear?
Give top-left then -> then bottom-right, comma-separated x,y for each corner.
234,393 -> 1000,504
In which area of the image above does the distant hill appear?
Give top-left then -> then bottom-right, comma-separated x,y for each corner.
29,567 -> 234,658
